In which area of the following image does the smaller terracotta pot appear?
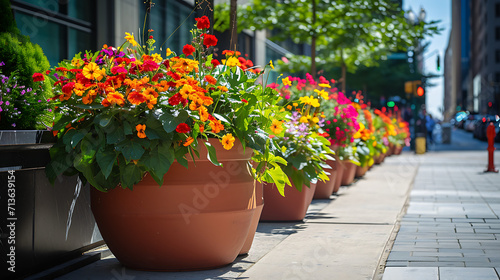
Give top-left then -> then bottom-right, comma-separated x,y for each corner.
332,160 -> 344,194
387,143 -> 395,156
340,161 -> 357,186
313,160 -> 336,199
374,153 -> 385,164
239,181 -> 264,255
394,145 -> 403,155
260,182 -> 317,222
355,165 -> 369,178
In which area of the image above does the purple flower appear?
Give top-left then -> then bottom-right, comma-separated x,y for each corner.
0,61 -> 4,66
21,90 -> 25,95
5,101 -> 9,105
38,100 -> 41,102
0,101 -> 3,105
11,123 -> 16,127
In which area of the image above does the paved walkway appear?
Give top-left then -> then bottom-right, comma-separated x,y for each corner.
31,127 -> 500,280
380,151 -> 500,280
52,152 -> 418,280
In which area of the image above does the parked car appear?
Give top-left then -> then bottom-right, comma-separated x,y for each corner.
473,115 -> 500,141
464,114 -> 481,132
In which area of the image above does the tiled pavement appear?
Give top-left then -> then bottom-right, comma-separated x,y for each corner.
382,151 -> 500,280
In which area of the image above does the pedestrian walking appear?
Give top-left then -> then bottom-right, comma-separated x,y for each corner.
426,113 -> 435,145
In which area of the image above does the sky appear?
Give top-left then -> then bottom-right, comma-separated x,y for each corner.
403,0 -> 452,120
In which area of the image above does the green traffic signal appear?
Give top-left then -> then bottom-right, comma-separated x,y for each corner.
437,54 -> 440,71
387,101 -> 395,107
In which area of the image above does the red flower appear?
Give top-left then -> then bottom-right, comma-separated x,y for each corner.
176,123 -> 191,133
111,66 -> 127,74
203,34 -> 218,47
62,82 -> 75,94
152,73 -> 164,82
168,93 -> 184,106
195,15 -> 210,29
182,44 -> 196,57
241,99 -> 248,103
167,71 -> 181,80
142,60 -> 159,72
32,73 -> 44,82
211,59 -> 220,67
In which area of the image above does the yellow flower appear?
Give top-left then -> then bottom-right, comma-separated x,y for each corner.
124,32 -> 138,46
299,96 -> 320,107
269,60 -> 274,69
221,133 -> 235,150
299,116 -> 308,123
71,58 -> 83,67
312,117 -> 319,123
293,102 -> 298,107
166,48 -> 172,56
314,89 -> 329,100
318,83 -> 331,88
222,57 -> 241,67
136,124 -> 146,138
151,53 -> 163,63
82,62 -> 102,80
270,119 -> 283,134
282,77 -> 291,86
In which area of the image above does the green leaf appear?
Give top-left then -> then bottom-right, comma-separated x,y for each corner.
106,126 -> 125,144
75,104 -> 105,110
175,148 -> 189,169
96,148 -> 117,179
142,141 -> 173,181
80,136 -> 97,159
123,121 -> 133,135
71,130 -> 88,148
203,141 -> 222,167
266,166 -> 290,196
119,163 -> 143,190
53,115 -> 77,131
160,111 -> 189,133
120,141 -> 145,162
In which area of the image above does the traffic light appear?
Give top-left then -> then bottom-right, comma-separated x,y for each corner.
387,101 -> 395,107
417,86 -> 424,97
436,54 -> 440,71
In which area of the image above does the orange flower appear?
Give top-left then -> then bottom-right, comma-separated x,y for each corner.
205,75 -> 217,85
198,106 -> 209,122
209,119 -> 224,133
270,119 -> 283,134
183,136 -> 194,146
127,91 -> 147,105
136,124 -> 147,138
217,86 -> 228,92
221,133 -> 235,150
106,92 -> 125,107
189,98 -> 203,111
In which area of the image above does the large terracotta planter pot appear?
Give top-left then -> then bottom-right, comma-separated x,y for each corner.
340,161 -> 357,186
332,160 -> 344,194
260,182 -> 317,221
91,139 -> 256,271
355,165 -> 369,178
394,145 -> 403,155
374,153 -> 385,164
239,181 -> 263,255
313,160 -> 336,199
387,143 -> 395,156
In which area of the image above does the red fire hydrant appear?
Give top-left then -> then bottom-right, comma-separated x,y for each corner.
486,122 -> 498,173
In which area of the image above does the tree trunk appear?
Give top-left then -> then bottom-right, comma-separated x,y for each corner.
341,62 -> 346,94
230,0 -> 238,51
311,0 -> 317,78
311,36 -> 316,78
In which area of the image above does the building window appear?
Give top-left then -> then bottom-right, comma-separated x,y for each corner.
11,0 -> 97,66
496,26 -> 500,40
496,3 -> 500,17
140,0 -> 196,55
496,49 -> 500,63
496,72 -> 500,83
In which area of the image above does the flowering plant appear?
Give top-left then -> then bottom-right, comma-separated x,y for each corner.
0,62 -> 53,129
268,74 -> 334,193
46,17 -> 288,191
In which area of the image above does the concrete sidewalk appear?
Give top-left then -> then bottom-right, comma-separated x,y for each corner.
380,151 -> 500,280
52,152 -> 419,280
